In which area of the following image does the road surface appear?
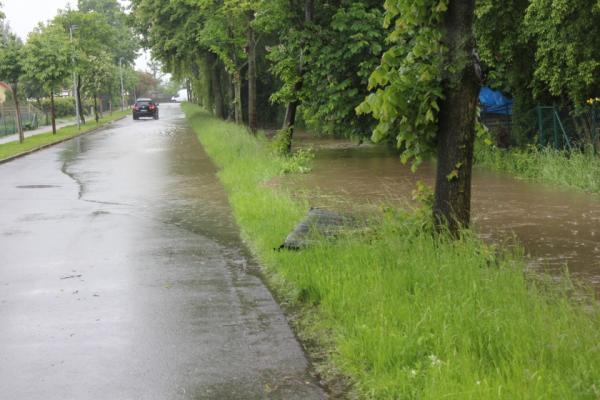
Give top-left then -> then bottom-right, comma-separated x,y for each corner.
0,104 -> 325,399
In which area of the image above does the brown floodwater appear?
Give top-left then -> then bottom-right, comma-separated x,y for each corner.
282,134 -> 600,291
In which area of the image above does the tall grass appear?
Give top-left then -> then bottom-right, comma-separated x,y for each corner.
475,142 -> 600,192
183,103 -> 600,399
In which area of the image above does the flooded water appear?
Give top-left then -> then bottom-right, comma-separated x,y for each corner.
282,135 -> 600,291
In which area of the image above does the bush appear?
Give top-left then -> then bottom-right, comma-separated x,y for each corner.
39,97 -> 76,118
38,97 -> 101,118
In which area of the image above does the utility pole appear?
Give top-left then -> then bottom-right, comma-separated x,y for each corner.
69,25 -> 81,130
119,57 -> 125,111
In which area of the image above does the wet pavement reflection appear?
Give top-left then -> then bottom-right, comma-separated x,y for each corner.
0,104 -> 324,399
283,136 -> 600,291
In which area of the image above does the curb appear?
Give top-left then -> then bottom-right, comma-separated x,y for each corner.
0,115 -> 128,165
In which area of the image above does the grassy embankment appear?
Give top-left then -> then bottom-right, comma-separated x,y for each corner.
475,143 -> 600,192
182,103 -> 600,399
0,110 -> 129,161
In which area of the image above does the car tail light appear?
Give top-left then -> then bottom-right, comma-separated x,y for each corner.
133,106 -> 139,111
149,105 -> 155,110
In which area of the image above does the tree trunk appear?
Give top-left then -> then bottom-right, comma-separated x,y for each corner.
93,94 -> 99,124
282,99 -> 300,154
186,79 -> 192,103
281,0 -> 313,152
76,76 -> 85,124
226,73 -> 234,121
247,11 -> 258,133
433,0 -> 480,236
50,89 -> 57,134
13,85 -> 24,144
233,71 -> 243,124
209,55 -> 224,119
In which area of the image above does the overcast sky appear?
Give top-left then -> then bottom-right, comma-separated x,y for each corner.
3,0 -> 150,71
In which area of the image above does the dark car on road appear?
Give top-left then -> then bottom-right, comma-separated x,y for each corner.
132,98 -> 159,120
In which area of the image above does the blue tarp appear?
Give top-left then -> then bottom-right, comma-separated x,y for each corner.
479,86 -> 513,115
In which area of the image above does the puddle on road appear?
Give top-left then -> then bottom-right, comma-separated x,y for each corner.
59,110 -> 243,249
280,134 -> 600,291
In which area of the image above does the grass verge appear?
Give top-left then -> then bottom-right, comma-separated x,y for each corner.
183,103 -> 600,399
475,142 -> 600,192
0,110 -> 129,162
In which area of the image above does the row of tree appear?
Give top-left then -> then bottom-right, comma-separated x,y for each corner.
0,0 -> 139,143
134,1 -> 600,233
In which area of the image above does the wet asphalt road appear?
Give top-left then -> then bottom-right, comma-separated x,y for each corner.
0,104 -> 325,399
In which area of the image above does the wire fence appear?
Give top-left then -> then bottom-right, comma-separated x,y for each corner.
481,104 -> 600,153
0,104 -> 45,137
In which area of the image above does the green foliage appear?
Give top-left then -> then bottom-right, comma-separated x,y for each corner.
476,0 -> 600,114
279,148 -> 314,175
77,0 -> 138,64
0,27 -> 24,87
131,0 -> 224,112
22,22 -> 71,94
198,0 -> 249,75
525,0 -> 600,107
271,127 -> 292,155
183,103 -> 600,399
39,97 -> 77,118
475,0 -> 536,113
356,0 -> 448,167
54,5 -> 138,104
302,2 -> 386,138
84,52 -> 116,97
267,1 -> 385,138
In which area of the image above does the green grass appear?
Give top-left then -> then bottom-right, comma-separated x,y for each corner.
0,110 -> 129,161
475,142 -> 600,192
182,103 -> 600,399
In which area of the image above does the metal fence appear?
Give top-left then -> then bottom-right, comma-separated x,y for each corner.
0,104 -> 45,137
481,104 -> 600,153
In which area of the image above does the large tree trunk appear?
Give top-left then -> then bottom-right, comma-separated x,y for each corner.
283,99 -> 299,131
209,55 -> 225,119
50,90 -> 57,134
13,85 -> 24,143
433,0 -> 480,236
246,13 -> 258,133
76,76 -> 85,125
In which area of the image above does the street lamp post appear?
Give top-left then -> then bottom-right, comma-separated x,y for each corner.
69,25 -> 81,130
119,57 -> 125,111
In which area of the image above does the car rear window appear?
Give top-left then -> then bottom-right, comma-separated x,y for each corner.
136,101 -> 151,106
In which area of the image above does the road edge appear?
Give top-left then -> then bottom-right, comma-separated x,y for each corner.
0,116 -> 128,165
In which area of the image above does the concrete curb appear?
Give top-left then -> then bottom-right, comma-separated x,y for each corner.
0,115 -> 128,165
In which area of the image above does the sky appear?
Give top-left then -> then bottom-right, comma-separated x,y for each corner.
2,0 -> 151,71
